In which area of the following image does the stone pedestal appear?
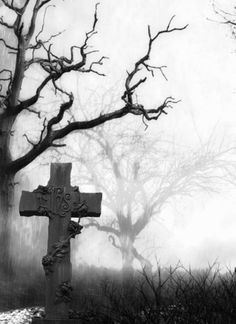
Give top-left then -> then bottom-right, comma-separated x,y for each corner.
32,319 -> 82,324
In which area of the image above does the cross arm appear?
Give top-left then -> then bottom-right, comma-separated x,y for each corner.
19,190 -> 47,217
74,192 -> 102,218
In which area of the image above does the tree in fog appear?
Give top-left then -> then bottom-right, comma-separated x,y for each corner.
213,1 -> 236,33
0,0 -> 187,275
55,90 -> 236,272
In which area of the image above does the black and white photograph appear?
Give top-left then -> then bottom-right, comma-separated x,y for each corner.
1,0 -> 236,323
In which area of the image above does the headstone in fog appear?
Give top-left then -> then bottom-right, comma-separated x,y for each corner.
19,163 -> 102,323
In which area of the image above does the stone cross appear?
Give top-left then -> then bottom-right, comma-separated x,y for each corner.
19,163 -> 102,323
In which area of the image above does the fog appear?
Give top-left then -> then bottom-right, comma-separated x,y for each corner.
2,0 -> 236,272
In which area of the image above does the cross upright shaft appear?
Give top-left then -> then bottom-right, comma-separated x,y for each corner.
19,163 -> 102,322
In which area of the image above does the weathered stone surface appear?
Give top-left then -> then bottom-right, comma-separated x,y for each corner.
19,163 -> 102,321
79,192 -> 102,217
19,191 -> 43,216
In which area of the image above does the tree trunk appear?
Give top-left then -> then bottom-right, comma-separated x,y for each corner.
0,114 -> 16,278
119,233 -> 135,289
0,173 -> 15,277
120,234 -> 135,270
119,234 -> 136,299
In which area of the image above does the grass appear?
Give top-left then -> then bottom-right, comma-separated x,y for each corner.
1,263 -> 236,323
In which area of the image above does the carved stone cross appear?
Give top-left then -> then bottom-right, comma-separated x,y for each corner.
19,163 -> 102,323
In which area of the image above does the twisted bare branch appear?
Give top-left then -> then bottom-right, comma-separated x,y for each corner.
0,38 -> 17,51
122,17 -> 188,107
0,17 -> 14,29
109,235 -> 122,250
84,219 -> 120,237
14,3 -> 101,114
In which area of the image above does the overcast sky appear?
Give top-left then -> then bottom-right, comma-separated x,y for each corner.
2,0 -> 236,270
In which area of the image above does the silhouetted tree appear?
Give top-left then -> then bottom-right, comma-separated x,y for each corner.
0,0 -> 187,275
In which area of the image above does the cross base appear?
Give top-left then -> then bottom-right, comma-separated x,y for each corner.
32,319 -> 82,324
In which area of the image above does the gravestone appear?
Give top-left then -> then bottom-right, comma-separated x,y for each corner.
19,163 -> 102,323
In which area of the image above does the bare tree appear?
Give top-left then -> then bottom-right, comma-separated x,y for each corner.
212,1 -> 236,37
0,1 -> 187,275
52,91 -> 236,273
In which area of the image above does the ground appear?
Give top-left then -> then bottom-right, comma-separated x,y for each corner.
0,307 -> 43,324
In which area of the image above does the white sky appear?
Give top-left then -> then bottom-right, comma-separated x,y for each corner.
2,0 -> 236,270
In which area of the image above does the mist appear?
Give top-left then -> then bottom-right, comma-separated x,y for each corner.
1,0 -> 236,291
